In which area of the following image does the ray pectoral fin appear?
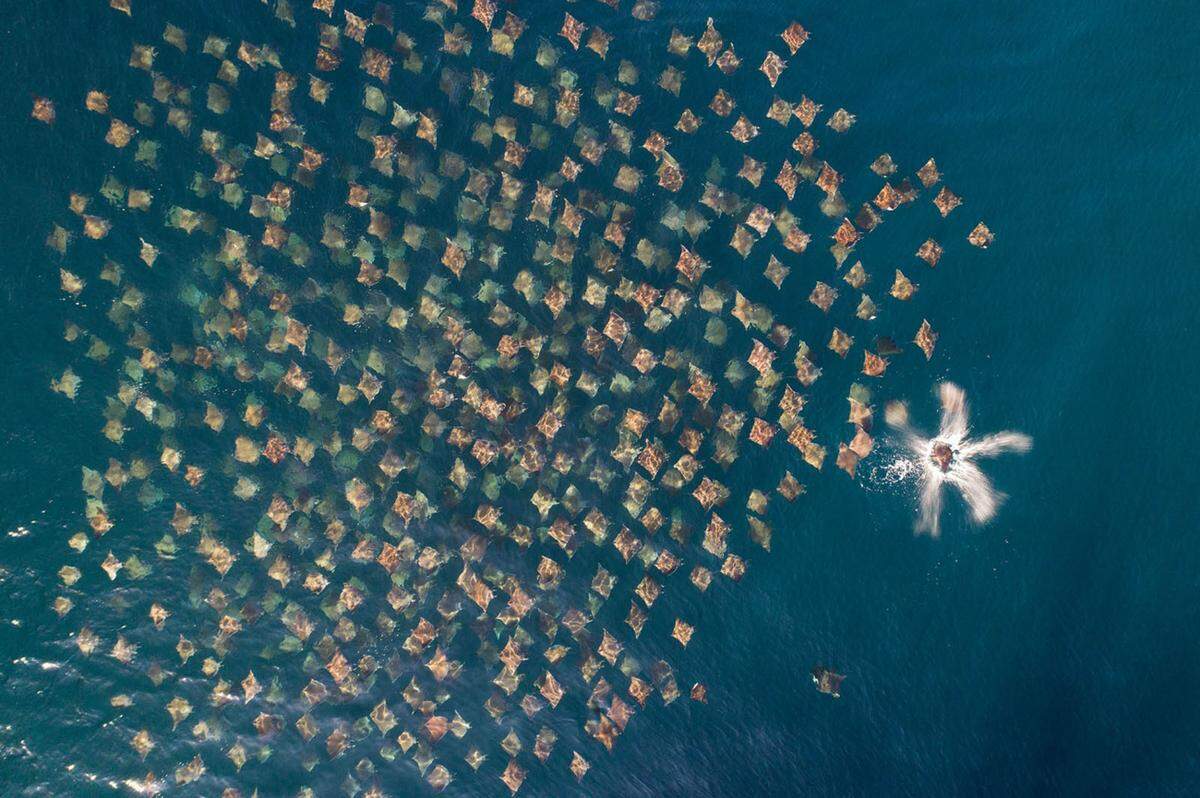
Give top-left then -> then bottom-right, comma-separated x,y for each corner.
945,461 -> 1001,523
937,382 -> 969,442
958,432 -> 1032,459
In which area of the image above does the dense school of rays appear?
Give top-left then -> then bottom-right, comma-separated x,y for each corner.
35,0 -> 992,794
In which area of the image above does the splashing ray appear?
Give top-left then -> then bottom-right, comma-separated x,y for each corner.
886,382 -> 1030,536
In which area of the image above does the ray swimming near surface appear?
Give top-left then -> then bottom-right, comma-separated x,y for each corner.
29,0 -> 1003,793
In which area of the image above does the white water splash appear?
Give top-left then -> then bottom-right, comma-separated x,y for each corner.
884,382 -> 1031,537
873,455 -> 922,485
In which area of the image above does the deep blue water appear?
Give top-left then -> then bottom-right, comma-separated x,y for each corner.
0,1 -> 1197,796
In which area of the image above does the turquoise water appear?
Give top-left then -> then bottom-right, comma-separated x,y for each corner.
1,1 -> 1197,796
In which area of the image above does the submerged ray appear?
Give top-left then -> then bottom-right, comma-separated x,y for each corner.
30,0 -> 1004,790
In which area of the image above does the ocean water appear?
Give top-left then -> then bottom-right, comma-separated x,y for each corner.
0,1 -> 1197,797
